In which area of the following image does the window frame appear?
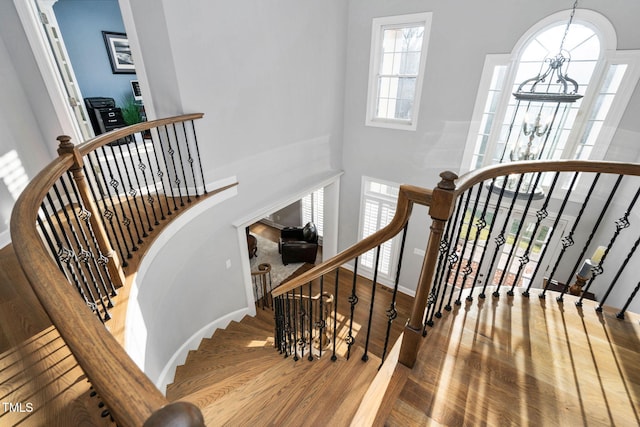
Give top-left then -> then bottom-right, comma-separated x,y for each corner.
365,12 -> 433,131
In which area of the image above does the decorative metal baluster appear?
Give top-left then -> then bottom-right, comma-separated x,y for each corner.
317,275 -> 324,359
190,120 -> 208,194
153,128 -> 179,213
146,130 -> 172,218
494,172 -> 543,294
596,235 -> 640,312
298,287 -> 305,361
476,177 -> 509,298
124,140 -> 154,233
132,139 -> 161,226
435,195 -> 466,317
540,173 -> 599,298
84,155 -> 130,265
480,173 -> 526,298
577,186 -> 640,306
424,210 -> 456,329
61,174 -> 115,306
346,258 -> 359,360
616,279 -> 640,319
161,125 -> 184,208
525,171 -> 578,296
307,281 -> 314,361
455,186 -> 483,305
98,147 -> 138,252
292,291 -> 299,361
558,175 -> 623,302
362,245 -> 382,362
44,193 -> 101,319
444,189 -> 474,309
464,181 -> 494,302
38,208 -> 93,313
380,225 -> 408,367
171,123 -> 191,203
331,268 -> 340,362
180,121 -> 201,198
285,295 -> 293,357
51,183 -> 111,320
509,172 -> 559,296
36,215 -> 67,274
108,145 -> 144,244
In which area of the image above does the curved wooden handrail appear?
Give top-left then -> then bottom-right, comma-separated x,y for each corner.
10,113 -> 207,426
272,184 -> 432,297
454,159 -> 640,197
76,113 -> 204,156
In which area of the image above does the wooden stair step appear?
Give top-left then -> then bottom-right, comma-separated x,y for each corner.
167,353 -> 283,402
182,342 -> 275,366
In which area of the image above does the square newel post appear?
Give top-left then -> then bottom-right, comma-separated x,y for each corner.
57,135 -> 126,288
399,171 -> 458,368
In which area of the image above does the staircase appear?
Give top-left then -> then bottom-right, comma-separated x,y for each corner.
166,307 -> 382,426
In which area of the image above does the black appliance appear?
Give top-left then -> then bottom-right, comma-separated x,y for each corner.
84,97 -> 127,135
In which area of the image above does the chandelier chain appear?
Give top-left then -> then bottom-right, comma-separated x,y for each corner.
559,0 -> 579,53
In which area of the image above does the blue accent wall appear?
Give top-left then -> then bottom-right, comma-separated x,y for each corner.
54,0 -> 137,108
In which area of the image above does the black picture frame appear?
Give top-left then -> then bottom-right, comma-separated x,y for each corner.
102,31 -> 135,74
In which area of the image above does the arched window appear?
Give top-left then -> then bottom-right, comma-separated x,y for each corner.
462,9 -> 640,172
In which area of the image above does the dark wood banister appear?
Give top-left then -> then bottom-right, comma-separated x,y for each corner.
10,114 -> 207,426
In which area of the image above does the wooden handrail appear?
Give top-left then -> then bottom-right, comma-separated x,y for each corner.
76,112 -> 204,156
272,184 -> 432,297
454,159 -> 640,196
10,113 -> 207,426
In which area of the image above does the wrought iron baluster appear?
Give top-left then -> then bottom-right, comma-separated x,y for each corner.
493,172 -> 543,294
61,174 -> 116,305
558,175 -> 623,302
109,145 -> 144,244
298,287 -> 305,361
436,194 -> 466,316
617,280 -> 640,319
346,257 -> 359,360
362,245 -> 382,362
475,177 -> 508,299
464,181 -> 493,302
308,281 -> 313,361
596,235 -> 640,312
51,183 -> 111,319
98,147 -> 139,252
380,224 -> 408,367
317,276 -> 324,359
180,121 -> 200,198
292,291 -> 299,361
577,185 -> 640,306
479,173 -> 525,298
153,128 -> 178,213
124,140 -> 154,232
331,268 -> 339,362
132,138 -> 160,226
161,125 -> 184,208
171,123 -> 191,203
446,189 -> 474,309
190,120 -> 208,194
455,186 -> 484,305
540,172 -> 598,298
36,215 -> 67,275
509,172 -> 560,296
146,130 -> 172,219
84,155 -> 130,265
525,171 -> 579,296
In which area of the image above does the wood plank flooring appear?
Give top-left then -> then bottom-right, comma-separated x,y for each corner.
374,289 -> 640,426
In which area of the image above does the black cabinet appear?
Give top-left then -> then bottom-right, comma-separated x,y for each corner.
85,97 -> 126,135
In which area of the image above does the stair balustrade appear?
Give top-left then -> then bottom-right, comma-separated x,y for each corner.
11,114 -> 213,426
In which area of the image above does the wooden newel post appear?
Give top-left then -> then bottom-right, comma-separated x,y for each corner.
57,135 -> 126,288
399,171 -> 458,368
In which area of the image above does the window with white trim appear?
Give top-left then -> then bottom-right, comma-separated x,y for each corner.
359,177 -> 400,283
366,12 -> 432,131
462,11 -> 640,173
301,188 -> 324,237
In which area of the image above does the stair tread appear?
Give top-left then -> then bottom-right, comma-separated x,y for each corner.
183,341 -> 274,366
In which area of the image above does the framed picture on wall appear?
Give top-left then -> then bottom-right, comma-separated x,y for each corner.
102,31 -> 135,74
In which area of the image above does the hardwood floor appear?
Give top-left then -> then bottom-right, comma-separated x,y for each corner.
374,289 -> 640,426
